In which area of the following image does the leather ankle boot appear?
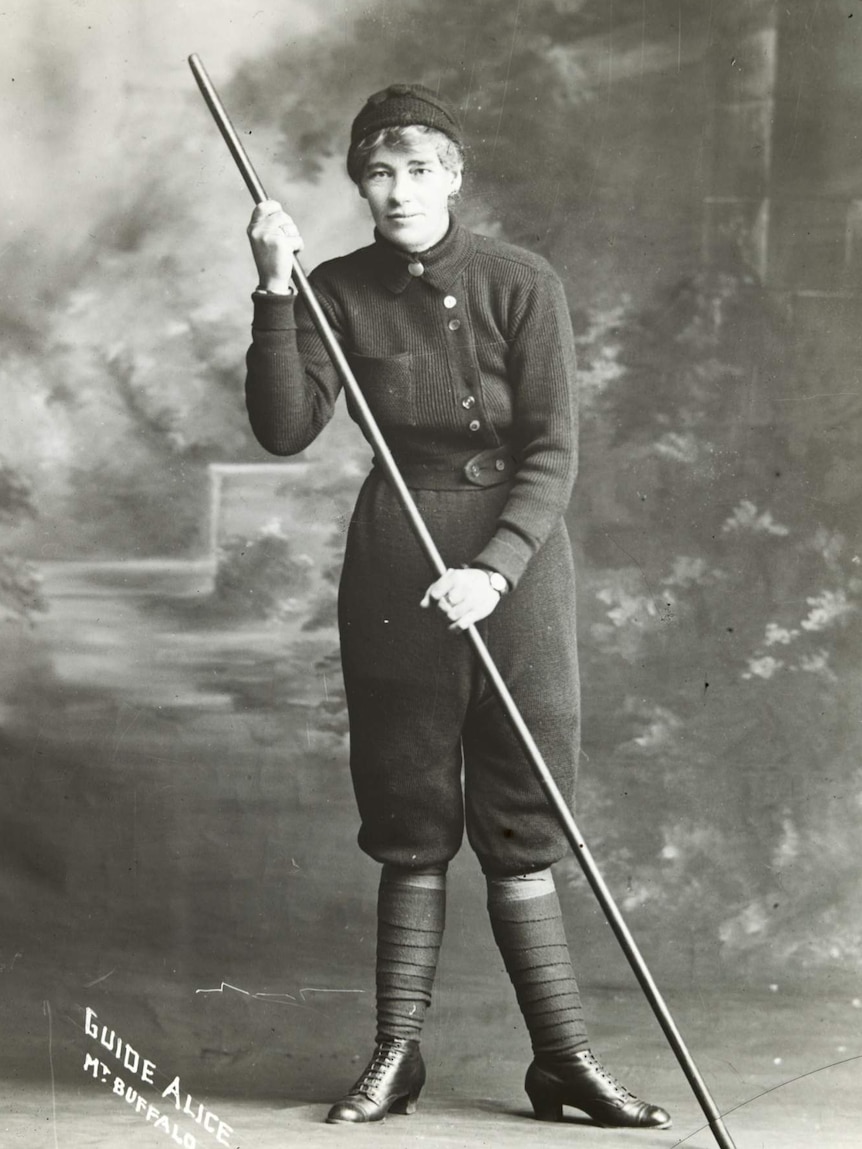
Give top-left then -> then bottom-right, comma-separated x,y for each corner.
325,1038 -> 426,1124
525,1049 -> 672,1128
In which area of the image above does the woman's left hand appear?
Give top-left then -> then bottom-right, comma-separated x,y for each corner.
420,568 -> 503,631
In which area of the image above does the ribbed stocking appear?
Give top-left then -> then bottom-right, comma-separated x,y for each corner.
486,868 -> 589,1060
375,863 -> 446,1043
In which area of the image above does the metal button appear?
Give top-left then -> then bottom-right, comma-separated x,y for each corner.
469,464 -> 481,477
461,396 -> 476,409
448,318 -> 461,331
443,295 -> 457,308
407,260 -> 424,276
495,458 -> 506,471
468,419 -> 481,432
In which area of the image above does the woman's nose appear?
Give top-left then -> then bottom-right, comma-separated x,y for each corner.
388,171 -> 410,202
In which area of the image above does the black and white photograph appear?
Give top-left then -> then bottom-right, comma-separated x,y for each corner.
2,2 -> 861,1147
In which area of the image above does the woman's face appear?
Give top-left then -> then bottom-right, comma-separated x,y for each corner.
359,141 -> 462,252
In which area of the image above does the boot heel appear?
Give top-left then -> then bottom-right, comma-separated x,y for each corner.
389,1088 -> 421,1116
526,1086 -> 562,1122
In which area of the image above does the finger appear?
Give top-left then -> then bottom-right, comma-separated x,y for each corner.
437,593 -> 466,619
421,573 -> 453,607
271,231 -> 304,256
449,610 -> 479,632
442,595 -> 476,622
258,199 -> 284,216
264,221 -> 301,245
249,208 -> 301,242
427,573 -> 457,603
249,201 -> 282,227
274,216 -> 302,237
421,583 -> 443,608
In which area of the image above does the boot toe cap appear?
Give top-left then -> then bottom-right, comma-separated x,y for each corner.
638,1102 -> 672,1129
325,1097 -> 377,1123
590,1093 -> 673,1128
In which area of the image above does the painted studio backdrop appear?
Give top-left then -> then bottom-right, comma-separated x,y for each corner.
2,0 -> 861,1140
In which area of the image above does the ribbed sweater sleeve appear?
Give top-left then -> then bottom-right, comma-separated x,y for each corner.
244,286 -> 343,455
472,266 -> 578,588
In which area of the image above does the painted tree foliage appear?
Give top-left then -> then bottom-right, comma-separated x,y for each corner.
572,272 -> 862,974
0,459 -> 44,621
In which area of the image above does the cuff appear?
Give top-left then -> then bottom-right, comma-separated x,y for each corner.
251,289 -> 298,332
472,529 -> 534,590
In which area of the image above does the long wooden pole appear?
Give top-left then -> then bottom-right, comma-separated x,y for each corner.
188,53 -> 737,1149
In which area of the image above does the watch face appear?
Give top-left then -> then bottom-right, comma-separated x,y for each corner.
489,571 -> 507,594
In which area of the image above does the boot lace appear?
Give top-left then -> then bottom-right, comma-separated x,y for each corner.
579,1050 -> 637,1101
349,1040 -> 405,1100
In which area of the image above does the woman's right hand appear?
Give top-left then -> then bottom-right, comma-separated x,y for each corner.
247,200 -> 304,294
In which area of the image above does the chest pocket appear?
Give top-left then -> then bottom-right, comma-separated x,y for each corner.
347,351 -> 417,429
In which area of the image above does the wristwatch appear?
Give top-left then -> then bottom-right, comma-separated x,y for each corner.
485,569 -> 509,596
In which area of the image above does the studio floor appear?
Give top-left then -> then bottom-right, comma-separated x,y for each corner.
3,986 -> 859,1149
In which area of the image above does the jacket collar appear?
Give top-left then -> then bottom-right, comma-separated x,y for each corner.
373,217 -> 474,294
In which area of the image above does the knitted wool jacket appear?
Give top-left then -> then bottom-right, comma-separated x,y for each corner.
245,220 -> 579,589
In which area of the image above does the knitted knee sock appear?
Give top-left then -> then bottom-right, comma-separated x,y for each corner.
375,863 -> 446,1043
487,868 -> 589,1060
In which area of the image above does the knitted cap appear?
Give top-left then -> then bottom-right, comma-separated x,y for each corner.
349,82 -> 463,156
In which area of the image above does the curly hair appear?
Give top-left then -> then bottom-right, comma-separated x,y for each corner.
347,124 -> 464,186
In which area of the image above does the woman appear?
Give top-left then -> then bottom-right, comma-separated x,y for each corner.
245,83 -> 670,1131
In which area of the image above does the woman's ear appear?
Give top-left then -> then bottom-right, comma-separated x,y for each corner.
357,182 -> 368,201
449,168 -> 463,196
